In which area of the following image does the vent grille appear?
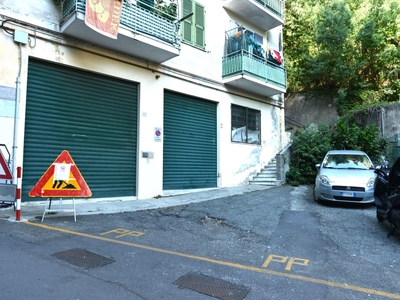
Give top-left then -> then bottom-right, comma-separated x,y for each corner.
174,272 -> 250,300
52,248 -> 115,269
332,186 -> 365,192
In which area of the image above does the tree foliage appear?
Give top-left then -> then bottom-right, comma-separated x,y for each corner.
284,0 -> 400,110
285,124 -> 332,185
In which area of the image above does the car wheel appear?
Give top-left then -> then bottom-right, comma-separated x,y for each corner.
376,211 -> 385,222
313,185 -> 320,202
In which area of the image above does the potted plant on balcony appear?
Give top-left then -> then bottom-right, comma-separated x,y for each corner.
155,0 -> 177,21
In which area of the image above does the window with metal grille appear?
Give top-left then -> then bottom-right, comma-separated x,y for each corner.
231,105 -> 261,145
182,0 -> 205,49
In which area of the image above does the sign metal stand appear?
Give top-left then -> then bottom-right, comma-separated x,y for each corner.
41,197 -> 76,222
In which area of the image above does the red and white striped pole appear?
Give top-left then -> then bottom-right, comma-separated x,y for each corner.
16,166 -> 22,221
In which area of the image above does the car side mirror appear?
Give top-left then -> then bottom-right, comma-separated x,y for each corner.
383,160 -> 389,168
315,164 -> 320,170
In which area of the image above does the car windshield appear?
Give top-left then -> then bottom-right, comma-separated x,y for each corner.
322,154 -> 373,170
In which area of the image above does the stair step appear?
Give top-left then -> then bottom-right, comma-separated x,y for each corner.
249,180 -> 283,185
250,159 -> 279,186
263,165 -> 276,169
251,175 -> 276,179
249,181 -> 277,186
260,169 -> 276,174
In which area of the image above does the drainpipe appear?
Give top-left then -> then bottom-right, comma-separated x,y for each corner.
12,42 -> 22,184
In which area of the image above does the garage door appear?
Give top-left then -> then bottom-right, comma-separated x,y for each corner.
22,59 -> 138,201
163,91 -> 217,190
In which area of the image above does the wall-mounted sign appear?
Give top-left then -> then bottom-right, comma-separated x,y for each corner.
0,151 -> 13,180
154,127 -> 162,142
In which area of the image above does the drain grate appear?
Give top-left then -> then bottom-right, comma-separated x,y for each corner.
174,272 -> 251,300
52,248 -> 115,269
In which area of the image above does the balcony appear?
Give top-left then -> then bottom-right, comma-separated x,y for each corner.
60,0 -> 180,63
222,28 -> 286,97
223,0 -> 284,31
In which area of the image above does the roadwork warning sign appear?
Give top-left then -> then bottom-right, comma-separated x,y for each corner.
29,150 -> 92,198
0,150 -> 13,180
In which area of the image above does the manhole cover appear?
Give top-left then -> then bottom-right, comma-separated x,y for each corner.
174,272 -> 251,300
52,248 -> 115,269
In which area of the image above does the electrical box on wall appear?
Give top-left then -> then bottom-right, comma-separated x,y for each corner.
14,30 -> 28,44
142,151 -> 154,159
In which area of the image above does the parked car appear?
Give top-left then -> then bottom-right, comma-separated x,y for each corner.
313,150 -> 376,204
374,156 -> 400,236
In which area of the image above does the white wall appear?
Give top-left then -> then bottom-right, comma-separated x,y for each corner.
0,85 -> 15,157
0,0 -> 61,30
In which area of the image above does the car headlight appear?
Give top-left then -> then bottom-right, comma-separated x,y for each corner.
367,177 -> 375,188
318,175 -> 330,185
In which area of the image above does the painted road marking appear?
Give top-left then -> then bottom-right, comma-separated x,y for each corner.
100,228 -> 145,238
262,255 -> 309,271
25,222 -> 400,299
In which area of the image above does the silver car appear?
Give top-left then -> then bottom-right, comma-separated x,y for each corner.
313,150 -> 376,204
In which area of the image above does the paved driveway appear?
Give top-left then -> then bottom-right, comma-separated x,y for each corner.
1,185 -> 399,299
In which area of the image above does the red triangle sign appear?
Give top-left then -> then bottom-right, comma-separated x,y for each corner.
29,150 -> 92,198
0,151 -> 13,180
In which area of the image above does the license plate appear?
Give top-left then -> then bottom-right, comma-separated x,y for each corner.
340,192 -> 355,197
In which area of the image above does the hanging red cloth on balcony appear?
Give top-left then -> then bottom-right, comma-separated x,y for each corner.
271,50 -> 282,64
266,48 -> 282,65
85,0 -> 123,39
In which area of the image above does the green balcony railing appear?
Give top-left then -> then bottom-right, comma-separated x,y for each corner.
61,0 -> 180,47
223,26 -> 286,91
255,0 -> 285,19
222,52 -> 286,90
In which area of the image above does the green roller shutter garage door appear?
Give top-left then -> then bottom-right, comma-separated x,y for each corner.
22,59 -> 138,201
163,91 -> 217,190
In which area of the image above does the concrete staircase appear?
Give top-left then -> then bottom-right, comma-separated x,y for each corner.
249,159 -> 280,186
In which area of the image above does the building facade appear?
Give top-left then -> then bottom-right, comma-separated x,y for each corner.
0,0 -> 289,202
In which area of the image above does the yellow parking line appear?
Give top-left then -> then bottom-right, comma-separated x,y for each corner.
25,221 -> 400,299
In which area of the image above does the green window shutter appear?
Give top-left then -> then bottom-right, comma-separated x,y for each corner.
194,3 -> 205,48
182,0 -> 205,49
182,0 -> 193,43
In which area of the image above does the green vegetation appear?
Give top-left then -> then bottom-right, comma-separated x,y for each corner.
155,0 -> 177,20
284,0 -> 398,185
284,0 -> 400,110
285,122 -> 387,185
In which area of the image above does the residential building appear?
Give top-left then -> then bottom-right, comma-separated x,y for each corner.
0,0 -> 289,202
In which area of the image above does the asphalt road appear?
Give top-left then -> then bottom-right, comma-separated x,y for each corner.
1,185 -> 400,300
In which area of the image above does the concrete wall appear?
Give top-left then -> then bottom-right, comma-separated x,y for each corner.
351,104 -> 400,141
276,141 -> 291,183
285,92 -> 339,131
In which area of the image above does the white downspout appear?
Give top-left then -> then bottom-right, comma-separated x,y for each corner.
12,42 -> 22,184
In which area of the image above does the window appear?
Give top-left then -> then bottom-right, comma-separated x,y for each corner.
182,0 -> 205,49
254,32 -> 263,45
231,105 -> 261,144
